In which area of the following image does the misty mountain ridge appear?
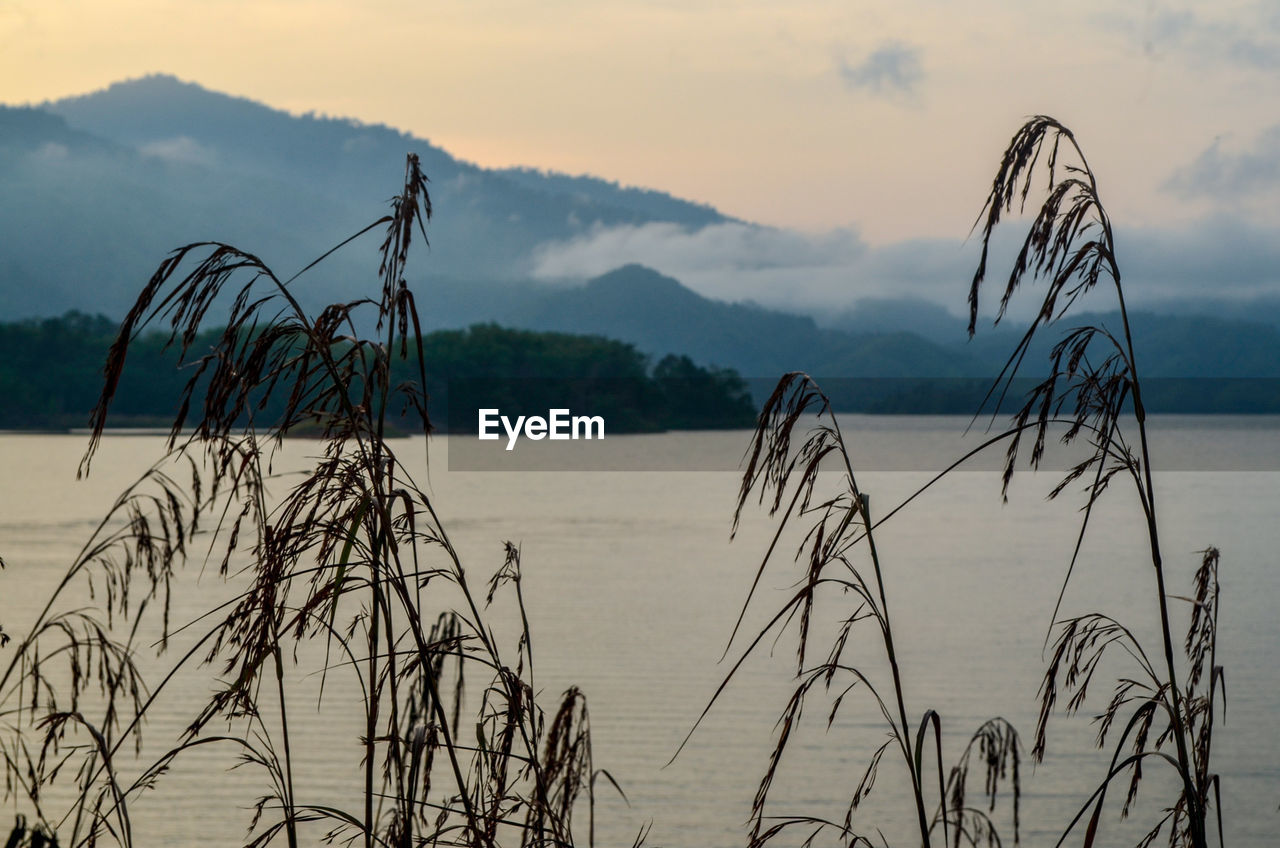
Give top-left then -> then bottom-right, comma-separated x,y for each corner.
0,74 -> 727,318
47,74 -> 724,227
415,264 -> 1280,383
0,74 -> 1276,388
45,74 -> 726,274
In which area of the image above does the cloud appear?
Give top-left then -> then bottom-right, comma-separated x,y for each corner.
838,42 -> 923,96
138,136 -> 217,166
342,134 -> 379,155
30,141 -> 69,163
1118,4 -> 1280,71
531,221 -> 974,316
1115,215 -> 1280,300
530,215 -> 1280,323
1165,124 -> 1280,199
534,221 -> 864,275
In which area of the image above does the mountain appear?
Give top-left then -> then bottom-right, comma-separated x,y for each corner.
828,296 -> 970,346
1,75 -> 1277,397
49,75 -> 724,228
0,74 -> 727,319
0,101 -> 377,318
43,75 -> 725,280
0,107 -> 117,156
395,264 -> 986,378
408,264 -> 1280,384
515,265 -> 836,375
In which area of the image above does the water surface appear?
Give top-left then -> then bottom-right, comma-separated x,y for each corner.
0,421 -> 1275,847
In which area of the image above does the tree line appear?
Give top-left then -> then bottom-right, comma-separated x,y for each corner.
0,313 -> 757,432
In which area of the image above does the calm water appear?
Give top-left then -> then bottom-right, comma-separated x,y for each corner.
0,420 -> 1277,847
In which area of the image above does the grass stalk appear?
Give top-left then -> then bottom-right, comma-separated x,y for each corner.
0,153 -> 615,848
968,115 -> 1222,848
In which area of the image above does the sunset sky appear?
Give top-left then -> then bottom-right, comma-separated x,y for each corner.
4,0 -> 1279,245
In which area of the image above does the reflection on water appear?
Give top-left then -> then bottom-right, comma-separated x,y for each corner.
0,424 -> 1276,847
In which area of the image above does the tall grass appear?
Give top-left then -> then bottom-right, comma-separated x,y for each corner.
0,121 -> 1236,848
0,155 -> 623,848
687,374 -> 1022,848
704,117 -> 1228,848
970,117 -> 1223,848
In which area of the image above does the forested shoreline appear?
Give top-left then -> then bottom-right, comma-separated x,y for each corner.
0,313 -> 757,432
1,313 -> 1276,433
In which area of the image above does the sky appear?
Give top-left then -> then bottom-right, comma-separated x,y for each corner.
4,0 -> 1280,315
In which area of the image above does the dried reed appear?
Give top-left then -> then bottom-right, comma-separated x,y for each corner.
0,155 -> 619,848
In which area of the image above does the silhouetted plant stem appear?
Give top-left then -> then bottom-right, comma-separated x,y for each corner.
969,116 -> 1221,848
1111,221 -> 1204,848
705,373 -> 1018,848
853,481 -> 932,848
365,538 -> 380,848
0,153 -> 614,848
271,642 -> 299,848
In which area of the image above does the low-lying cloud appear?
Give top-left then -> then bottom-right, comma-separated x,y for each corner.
534,221 -> 864,275
531,216 -> 1280,323
533,221 -> 982,317
1165,124 -> 1280,199
139,136 -> 217,166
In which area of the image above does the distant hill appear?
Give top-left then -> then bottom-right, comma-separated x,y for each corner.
0,74 -> 726,319
0,101 -> 374,318
0,75 -> 1276,396
514,264 -> 841,375
0,314 -> 757,432
45,75 -> 725,279
0,107 -> 117,156
443,266 -> 1280,395
408,264 -> 1280,388
49,75 -> 724,230
408,264 -> 986,378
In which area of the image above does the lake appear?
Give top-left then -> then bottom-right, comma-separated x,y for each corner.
0,418 -> 1276,847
